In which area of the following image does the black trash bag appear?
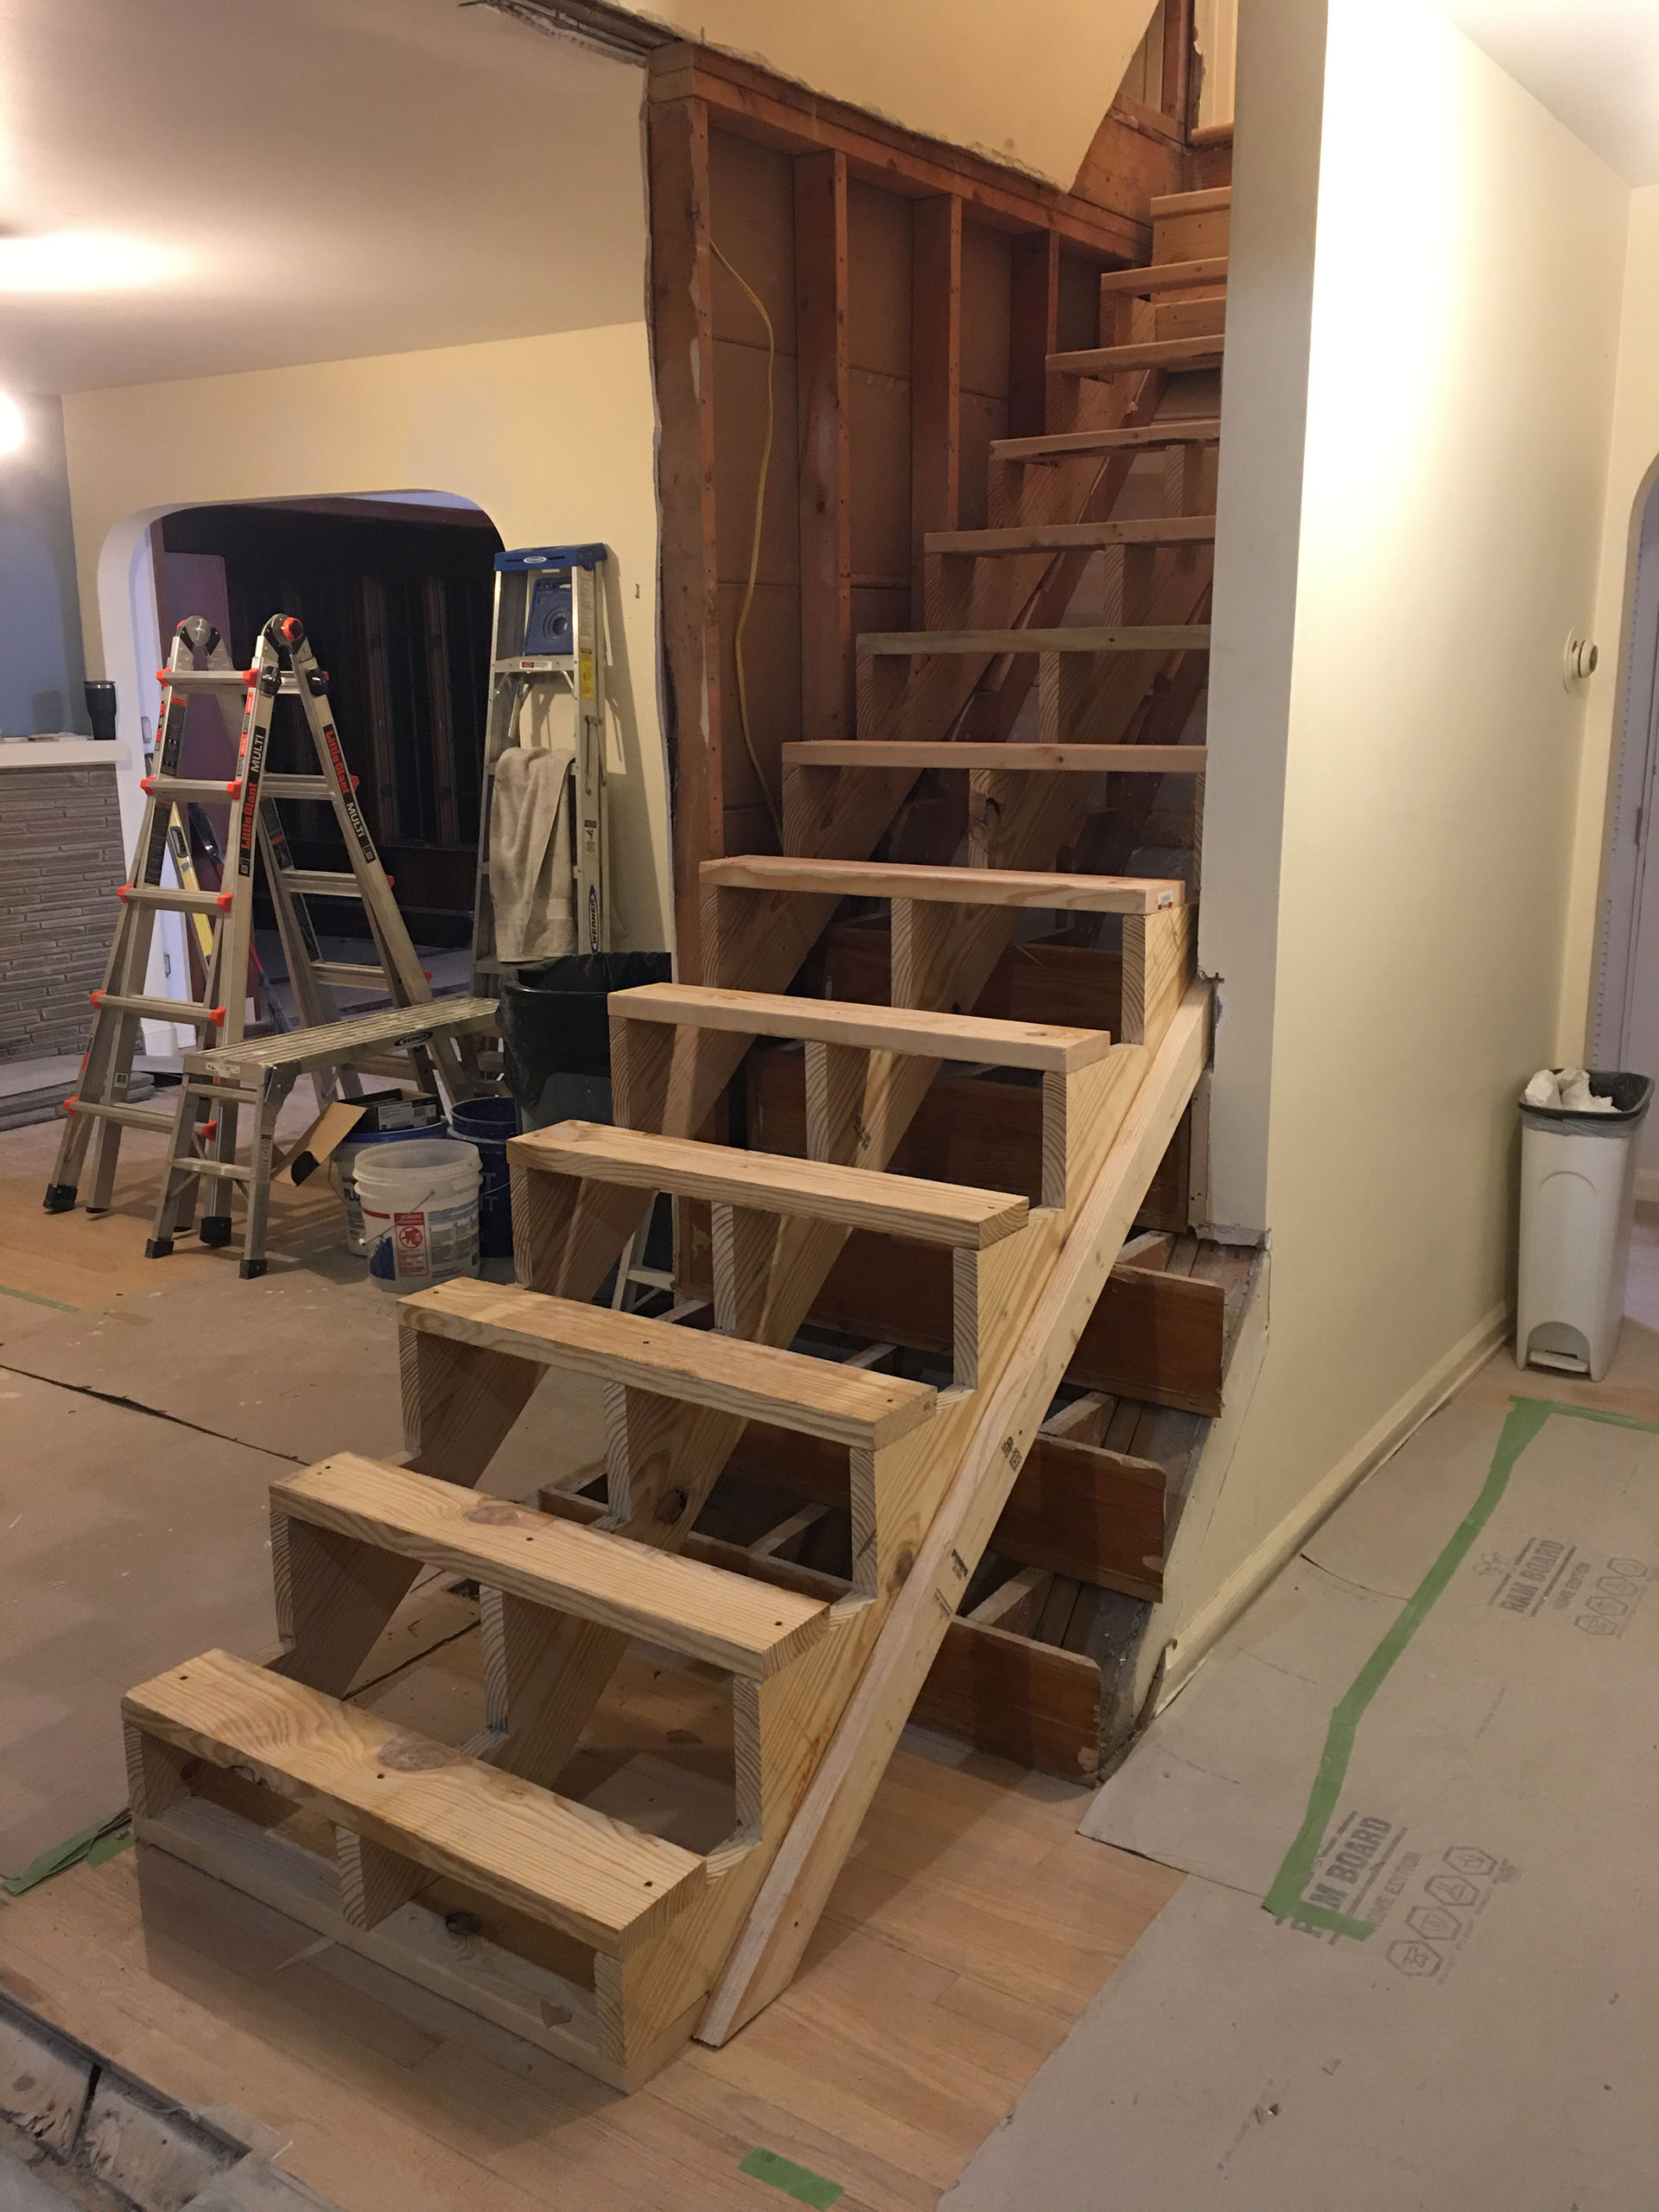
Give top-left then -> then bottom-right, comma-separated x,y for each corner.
499,951 -> 671,1132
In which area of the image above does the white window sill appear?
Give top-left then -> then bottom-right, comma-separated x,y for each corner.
0,739 -> 127,771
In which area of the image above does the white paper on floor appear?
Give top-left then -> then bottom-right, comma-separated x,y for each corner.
946,1390 -> 1659,2209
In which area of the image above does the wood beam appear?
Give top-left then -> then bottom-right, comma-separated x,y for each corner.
795,149 -> 853,741
647,45 -> 1167,261
1007,230 -> 1060,442
1161,0 -> 1196,135
649,97 -> 721,982
910,195 -> 962,624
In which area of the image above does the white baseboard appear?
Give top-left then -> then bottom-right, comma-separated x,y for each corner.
1158,1299 -> 1511,1706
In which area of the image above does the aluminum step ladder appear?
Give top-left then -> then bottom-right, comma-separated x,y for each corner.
46,612 -> 479,1255
471,543 -> 611,991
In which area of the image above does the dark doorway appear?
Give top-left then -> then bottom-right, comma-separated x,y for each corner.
153,496 -> 501,947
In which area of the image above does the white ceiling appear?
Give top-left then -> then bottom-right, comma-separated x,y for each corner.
1435,0 -> 1659,185
0,0 -> 649,394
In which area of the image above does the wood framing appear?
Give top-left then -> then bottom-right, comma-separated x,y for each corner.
649,93 -> 721,981
646,38 -> 1192,968
795,149 -> 852,737
124,166 -> 1230,2094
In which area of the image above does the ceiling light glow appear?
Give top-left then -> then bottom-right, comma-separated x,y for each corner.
0,231 -> 181,294
0,393 -> 24,454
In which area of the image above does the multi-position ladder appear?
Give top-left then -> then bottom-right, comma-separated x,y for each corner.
471,543 -> 612,990
47,613 -> 480,1255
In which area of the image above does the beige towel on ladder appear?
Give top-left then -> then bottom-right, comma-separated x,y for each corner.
490,744 -> 576,961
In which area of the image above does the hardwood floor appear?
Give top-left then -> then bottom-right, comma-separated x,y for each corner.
0,1738 -> 1177,2212
0,1106 -> 1181,2211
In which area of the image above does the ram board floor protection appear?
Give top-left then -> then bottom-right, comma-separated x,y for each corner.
945,1384 -> 1659,2209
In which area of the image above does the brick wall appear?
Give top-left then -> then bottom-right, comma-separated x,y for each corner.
0,767 -> 124,1062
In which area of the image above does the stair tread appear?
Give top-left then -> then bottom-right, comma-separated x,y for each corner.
511,1119 -> 1030,1249
274,1453 -> 829,1677
1151,184 -> 1230,216
860,623 -> 1207,655
1048,336 -> 1223,378
783,741 -> 1205,774
402,1279 -> 939,1447
991,417 -> 1220,462
925,518 -> 1216,556
1098,254 -> 1228,294
124,1645 -> 705,1953
610,982 -> 1115,1071
702,854 -> 1184,916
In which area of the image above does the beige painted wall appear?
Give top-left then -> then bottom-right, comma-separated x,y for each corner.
1180,0 -> 1628,1655
60,322 -> 673,966
634,0 -> 1157,187
1558,185 -> 1659,1060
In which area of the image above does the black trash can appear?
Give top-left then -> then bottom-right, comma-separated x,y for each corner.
499,953 -> 675,1301
498,951 -> 673,1131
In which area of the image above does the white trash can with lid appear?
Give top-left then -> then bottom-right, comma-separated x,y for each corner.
1516,1070 -> 1653,1381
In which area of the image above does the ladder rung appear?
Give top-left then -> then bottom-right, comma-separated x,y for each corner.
283,871 -> 365,899
170,1157 -> 253,1180
63,1099 -> 175,1134
141,775 -> 243,802
311,963 -> 389,989
117,884 -> 232,914
275,1455 -> 830,1680
162,671 -> 302,694
702,854 -> 1183,916
92,991 -> 226,1027
262,775 -> 335,800
403,1281 -> 938,1450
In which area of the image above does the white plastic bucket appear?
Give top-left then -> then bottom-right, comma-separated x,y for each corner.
356,1138 -> 481,1292
333,1122 -> 442,1254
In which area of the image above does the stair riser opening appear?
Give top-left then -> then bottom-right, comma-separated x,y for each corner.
129,1790 -> 620,2084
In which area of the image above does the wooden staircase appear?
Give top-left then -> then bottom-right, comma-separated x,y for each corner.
123,182 -> 1229,2089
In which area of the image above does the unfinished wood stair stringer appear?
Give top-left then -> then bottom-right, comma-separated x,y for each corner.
123,190 -> 1225,2090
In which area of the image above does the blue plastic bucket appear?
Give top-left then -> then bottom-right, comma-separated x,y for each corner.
448,1096 -> 518,1259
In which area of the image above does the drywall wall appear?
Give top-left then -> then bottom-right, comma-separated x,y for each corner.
631,0 -> 1159,188
1559,186 -> 1659,1061
1197,0 -> 1325,1238
0,395 -> 88,738
60,322 -> 672,1029
1185,0 -> 1628,1653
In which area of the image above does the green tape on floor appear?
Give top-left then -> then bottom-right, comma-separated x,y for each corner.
0,1283 -> 77,1311
3,1813 -> 132,1897
738,2147 -> 845,2207
1263,1395 -> 1659,1938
